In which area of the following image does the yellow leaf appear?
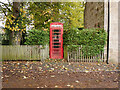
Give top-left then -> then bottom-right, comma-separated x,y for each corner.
32,20 -> 34,23
16,26 -> 18,29
23,10 -> 26,13
30,15 -> 34,19
13,27 -> 14,29
11,15 -> 15,18
10,22 -> 12,24
20,8 -> 23,12
22,14 -> 25,17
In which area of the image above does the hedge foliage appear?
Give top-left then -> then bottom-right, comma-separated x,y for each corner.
24,29 -> 49,45
24,28 -> 107,56
63,28 -> 107,56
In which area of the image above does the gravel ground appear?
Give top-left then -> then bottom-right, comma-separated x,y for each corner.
1,61 -> 120,88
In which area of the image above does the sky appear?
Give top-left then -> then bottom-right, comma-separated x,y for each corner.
0,0 -> 8,28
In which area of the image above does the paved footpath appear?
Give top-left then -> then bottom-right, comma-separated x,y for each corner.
2,60 -> 120,73
2,60 -> 120,88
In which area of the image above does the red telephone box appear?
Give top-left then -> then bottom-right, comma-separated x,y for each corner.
50,22 -> 63,59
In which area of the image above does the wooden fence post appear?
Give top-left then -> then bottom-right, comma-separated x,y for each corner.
64,45 -> 68,61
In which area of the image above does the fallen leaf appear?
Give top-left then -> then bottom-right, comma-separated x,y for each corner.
98,69 -> 101,71
51,68 -> 54,70
21,71 -> 23,73
3,67 -> 6,69
5,75 -> 9,78
111,72 -> 114,74
45,85 -> 47,87
30,67 -> 32,69
23,76 -> 28,79
70,85 -> 74,88
67,84 -> 71,87
55,85 -> 58,88
51,75 -> 55,77
96,80 -> 99,82
85,70 -> 89,73
39,67 -> 42,70
1,77 -> 3,79
75,80 -> 79,83
113,78 -> 117,82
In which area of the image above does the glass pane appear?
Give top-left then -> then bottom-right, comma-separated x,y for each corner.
53,29 -> 60,32
53,33 -> 60,35
53,43 -> 60,45
53,40 -> 59,42
53,46 -> 60,48
52,35 -> 60,39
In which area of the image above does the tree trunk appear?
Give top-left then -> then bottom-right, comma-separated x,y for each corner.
9,31 -> 22,45
9,2 -> 22,45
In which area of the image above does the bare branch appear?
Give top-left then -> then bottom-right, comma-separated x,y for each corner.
7,0 -> 12,6
0,5 -> 12,27
0,1 -> 12,12
0,5 -> 7,16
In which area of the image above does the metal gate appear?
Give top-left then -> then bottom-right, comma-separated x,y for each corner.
67,46 -> 107,62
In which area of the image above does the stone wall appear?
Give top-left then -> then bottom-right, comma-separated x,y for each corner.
84,2 -> 104,29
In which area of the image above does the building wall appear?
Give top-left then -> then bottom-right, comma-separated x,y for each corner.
84,2 -> 104,29
119,1 -> 120,64
107,1 -> 118,64
104,1 -> 119,64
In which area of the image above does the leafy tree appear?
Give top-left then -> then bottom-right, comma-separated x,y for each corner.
0,1 -> 28,45
0,1 -> 85,45
28,2 -> 85,30
60,2 -> 85,30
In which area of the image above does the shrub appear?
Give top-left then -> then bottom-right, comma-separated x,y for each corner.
24,29 -> 49,45
64,28 -> 107,56
63,28 -> 79,45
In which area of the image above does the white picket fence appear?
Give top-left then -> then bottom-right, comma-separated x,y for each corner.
67,46 -> 107,62
2,45 -> 49,60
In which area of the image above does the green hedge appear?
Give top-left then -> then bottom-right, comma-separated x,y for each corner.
63,28 -> 107,56
24,29 -> 49,45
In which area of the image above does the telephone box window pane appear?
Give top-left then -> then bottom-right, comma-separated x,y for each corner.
52,35 -> 60,39
53,46 -> 60,48
53,40 -> 59,42
53,29 -> 60,32
52,36 -> 60,39
53,43 -> 60,45
53,33 -> 60,35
